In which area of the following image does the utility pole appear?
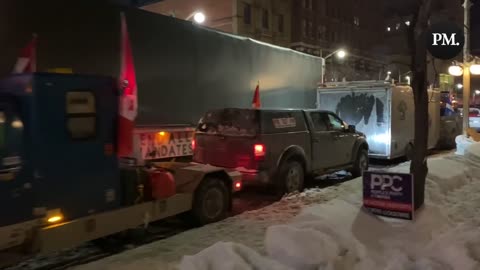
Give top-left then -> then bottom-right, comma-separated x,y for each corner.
463,0 -> 472,135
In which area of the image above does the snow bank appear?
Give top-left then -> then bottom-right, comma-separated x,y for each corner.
456,135 -> 474,155
179,242 -> 292,270
265,201 -> 452,270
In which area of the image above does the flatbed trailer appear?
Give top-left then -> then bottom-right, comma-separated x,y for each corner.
0,73 -> 242,266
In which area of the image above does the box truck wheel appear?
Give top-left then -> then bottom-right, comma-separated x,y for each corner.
189,176 -> 230,226
351,149 -> 369,177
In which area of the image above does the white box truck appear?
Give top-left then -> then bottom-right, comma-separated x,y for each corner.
317,81 -> 440,159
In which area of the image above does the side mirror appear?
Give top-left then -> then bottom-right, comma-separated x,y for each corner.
348,125 -> 356,133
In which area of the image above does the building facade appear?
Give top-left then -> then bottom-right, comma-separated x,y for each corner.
143,0 -> 292,47
232,0 -> 292,47
144,0 -> 388,81
289,0 -> 387,81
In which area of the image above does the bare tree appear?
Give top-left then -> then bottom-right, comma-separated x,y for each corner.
408,0 -> 434,209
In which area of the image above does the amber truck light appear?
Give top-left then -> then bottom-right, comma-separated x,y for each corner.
47,215 -> 63,224
254,144 -> 266,160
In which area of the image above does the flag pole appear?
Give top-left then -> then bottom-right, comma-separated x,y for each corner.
32,33 -> 37,72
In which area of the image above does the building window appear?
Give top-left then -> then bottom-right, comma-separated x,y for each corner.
321,0 -> 327,15
243,3 -> 251,24
278,15 -> 284,32
262,9 -> 269,29
354,16 -> 360,26
303,0 -> 312,9
317,25 -> 326,40
309,21 -> 313,38
66,91 -> 96,140
302,20 -> 307,37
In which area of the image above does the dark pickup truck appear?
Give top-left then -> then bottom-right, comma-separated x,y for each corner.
192,108 -> 369,194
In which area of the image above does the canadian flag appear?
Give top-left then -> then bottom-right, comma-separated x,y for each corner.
13,35 -> 37,73
252,82 -> 261,109
117,13 -> 138,157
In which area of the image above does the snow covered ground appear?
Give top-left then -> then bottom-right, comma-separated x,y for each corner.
74,144 -> 480,270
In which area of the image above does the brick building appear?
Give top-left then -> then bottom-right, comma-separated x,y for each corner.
144,0 -> 388,81
288,0 -> 386,81
143,0 -> 292,47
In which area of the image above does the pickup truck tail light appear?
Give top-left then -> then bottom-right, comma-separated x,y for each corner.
191,139 -> 196,151
254,144 -> 266,160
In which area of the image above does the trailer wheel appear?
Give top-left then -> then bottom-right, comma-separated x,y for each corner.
190,176 -> 230,226
351,149 -> 369,177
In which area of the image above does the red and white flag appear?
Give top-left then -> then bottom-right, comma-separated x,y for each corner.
117,13 -> 138,157
252,82 -> 261,109
13,35 -> 37,73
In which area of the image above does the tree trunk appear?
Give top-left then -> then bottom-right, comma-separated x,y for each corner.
409,0 -> 433,210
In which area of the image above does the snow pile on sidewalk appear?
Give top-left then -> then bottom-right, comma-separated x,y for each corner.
74,144 -> 480,270
178,145 -> 480,270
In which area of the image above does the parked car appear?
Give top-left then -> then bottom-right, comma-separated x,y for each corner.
458,107 -> 480,130
192,108 -> 369,194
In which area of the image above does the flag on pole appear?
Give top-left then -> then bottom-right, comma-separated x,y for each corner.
444,94 -> 454,116
13,34 -> 37,73
252,81 -> 261,109
117,13 -> 138,157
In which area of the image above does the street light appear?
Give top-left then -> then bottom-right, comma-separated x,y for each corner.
193,12 -> 206,24
321,48 -> 348,83
448,65 -> 464,77
457,83 -> 464,89
336,50 -> 346,59
324,48 -> 347,60
405,75 -> 411,85
470,64 -> 480,75
185,11 -> 206,24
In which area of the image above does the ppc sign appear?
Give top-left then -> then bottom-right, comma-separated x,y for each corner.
363,171 -> 414,220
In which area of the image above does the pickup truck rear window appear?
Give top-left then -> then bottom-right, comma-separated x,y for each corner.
260,111 -> 307,134
197,109 -> 259,136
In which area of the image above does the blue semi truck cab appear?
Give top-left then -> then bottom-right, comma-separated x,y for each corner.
0,73 -> 241,260
0,73 -> 121,228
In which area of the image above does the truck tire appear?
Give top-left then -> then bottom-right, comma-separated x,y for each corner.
351,149 -> 369,177
277,160 -> 305,195
190,176 -> 230,226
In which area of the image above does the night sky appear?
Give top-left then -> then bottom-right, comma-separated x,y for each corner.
385,0 -> 480,54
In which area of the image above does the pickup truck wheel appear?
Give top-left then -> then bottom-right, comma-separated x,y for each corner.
277,160 -> 304,195
351,149 -> 368,177
190,177 -> 230,226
